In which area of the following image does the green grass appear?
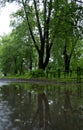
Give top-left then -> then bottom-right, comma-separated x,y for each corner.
0,70 -> 83,83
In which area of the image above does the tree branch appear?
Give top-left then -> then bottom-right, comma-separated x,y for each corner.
45,0 -> 52,46
33,0 -> 43,44
43,0 -> 47,43
70,36 -> 79,59
22,0 -> 40,53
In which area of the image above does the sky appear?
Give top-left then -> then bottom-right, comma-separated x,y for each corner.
0,0 -> 83,36
0,2 -> 19,36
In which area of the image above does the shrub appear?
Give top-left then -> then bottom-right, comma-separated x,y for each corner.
30,69 -> 45,78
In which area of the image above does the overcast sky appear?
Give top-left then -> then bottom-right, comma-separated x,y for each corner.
0,1 -> 83,36
0,2 -> 19,36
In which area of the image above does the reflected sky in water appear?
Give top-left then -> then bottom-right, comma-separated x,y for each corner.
0,82 -> 83,130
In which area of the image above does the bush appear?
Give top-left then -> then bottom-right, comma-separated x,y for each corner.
30,69 -> 45,78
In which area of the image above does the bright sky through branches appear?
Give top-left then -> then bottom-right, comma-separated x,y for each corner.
0,2 -> 19,36
0,0 -> 83,36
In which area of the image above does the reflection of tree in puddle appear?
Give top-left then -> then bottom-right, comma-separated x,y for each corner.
63,88 -> 72,111
59,87 -> 83,130
1,84 -> 53,130
32,92 -> 52,130
62,88 -> 72,126
0,83 -> 83,130
0,85 -> 34,129
77,84 -> 82,98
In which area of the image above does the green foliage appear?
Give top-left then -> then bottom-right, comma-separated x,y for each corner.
0,26 -> 35,75
51,0 -> 83,71
30,69 -> 45,78
0,0 -> 83,76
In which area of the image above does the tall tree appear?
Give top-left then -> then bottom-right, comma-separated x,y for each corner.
3,0 -> 54,70
19,0 -> 54,70
52,0 -> 83,72
1,0 -> 83,71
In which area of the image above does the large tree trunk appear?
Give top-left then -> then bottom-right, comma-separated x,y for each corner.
38,47 -> 50,70
63,44 -> 70,73
29,54 -> 32,70
38,50 -> 44,70
39,58 -> 45,70
32,92 -> 51,129
64,54 -> 70,73
22,0 -> 53,71
14,57 -> 18,74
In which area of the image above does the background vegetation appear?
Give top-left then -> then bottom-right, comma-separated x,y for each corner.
0,0 -> 83,79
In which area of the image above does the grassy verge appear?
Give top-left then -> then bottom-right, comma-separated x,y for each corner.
1,73 -> 83,84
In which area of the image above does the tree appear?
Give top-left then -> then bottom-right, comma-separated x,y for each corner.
71,40 -> 83,69
0,27 -> 34,75
0,35 -> 15,75
5,0 -> 54,70
1,0 -> 83,72
10,7 -> 37,71
52,0 -> 83,72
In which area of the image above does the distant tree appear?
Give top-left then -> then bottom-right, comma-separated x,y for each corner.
10,7 -> 37,71
52,0 -> 83,72
0,35 -> 15,75
0,25 -> 35,75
